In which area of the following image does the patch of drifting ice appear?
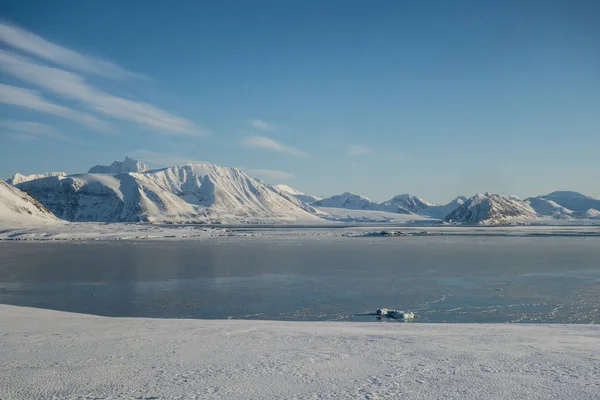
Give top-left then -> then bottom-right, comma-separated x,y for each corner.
376,308 -> 416,320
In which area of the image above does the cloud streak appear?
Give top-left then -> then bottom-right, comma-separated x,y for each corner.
241,136 -> 310,157
0,22 -> 144,80
245,168 -> 295,181
131,150 -> 208,167
247,119 -> 275,130
346,144 -> 372,156
0,120 -> 70,141
0,50 -> 205,136
0,83 -> 110,131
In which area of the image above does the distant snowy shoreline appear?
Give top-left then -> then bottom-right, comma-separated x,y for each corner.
0,223 -> 599,241
1,305 -> 598,399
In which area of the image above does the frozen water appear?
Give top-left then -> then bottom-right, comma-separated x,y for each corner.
0,235 -> 599,323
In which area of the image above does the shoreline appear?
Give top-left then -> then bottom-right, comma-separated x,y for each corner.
1,223 -> 599,241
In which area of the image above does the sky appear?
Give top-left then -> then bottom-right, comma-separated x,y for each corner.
1,0 -> 599,203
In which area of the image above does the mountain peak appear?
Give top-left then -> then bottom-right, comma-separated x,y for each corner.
88,157 -> 150,174
7,171 -> 67,185
444,193 -> 537,225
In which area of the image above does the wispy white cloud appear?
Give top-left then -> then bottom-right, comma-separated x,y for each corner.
4,132 -> 41,142
0,22 -> 144,80
0,120 -> 70,141
241,136 -> 310,157
131,150 -> 207,167
0,51 -> 206,136
346,144 -> 372,156
245,168 -> 295,181
247,119 -> 275,130
0,83 -> 111,131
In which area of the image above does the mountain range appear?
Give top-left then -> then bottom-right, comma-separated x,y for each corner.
2,158 -> 599,226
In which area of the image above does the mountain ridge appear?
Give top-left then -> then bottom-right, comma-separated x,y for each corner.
15,163 -> 322,224
4,158 -> 600,226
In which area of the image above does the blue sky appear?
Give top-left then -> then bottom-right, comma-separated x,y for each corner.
1,0 -> 599,203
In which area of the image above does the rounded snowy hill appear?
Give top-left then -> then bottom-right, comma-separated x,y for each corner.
16,164 -> 323,224
534,191 -> 600,213
525,197 -> 573,219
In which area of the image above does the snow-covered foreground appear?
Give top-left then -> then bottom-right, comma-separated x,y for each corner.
1,305 -> 598,400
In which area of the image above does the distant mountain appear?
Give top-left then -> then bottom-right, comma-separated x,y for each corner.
384,194 -> 467,219
7,172 -> 67,185
0,180 -> 59,226
88,157 -> 149,174
383,194 -> 432,214
525,198 -> 573,219
273,184 -> 322,204
444,193 -> 537,225
313,192 -> 411,214
581,208 -> 600,219
16,164 -> 322,224
533,191 -> 600,213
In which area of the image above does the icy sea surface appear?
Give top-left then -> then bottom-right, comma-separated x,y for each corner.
0,236 -> 599,323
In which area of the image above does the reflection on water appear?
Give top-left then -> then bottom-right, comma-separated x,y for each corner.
0,236 -> 599,323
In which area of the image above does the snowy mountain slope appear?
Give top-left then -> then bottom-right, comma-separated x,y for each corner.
437,196 -> 468,218
16,164 -> 322,224
526,198 -> 573,219
273,184 -> 322,204
533,191 -> 600,213
313,192 -> 411,214
7,171 -> 67,185
444,193 -> 538,225
88,157 -> 149,174
384,194 -> 466,219
266,184 -> 324,215
0,180 -> 60,226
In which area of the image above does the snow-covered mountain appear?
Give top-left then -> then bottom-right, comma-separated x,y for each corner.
444,193 -> 538,225
16,164 -> 322,224
313,192 -> 411,214
383,194 -> 467,219
273,184 -> 322,204
7,172 -> 67,185
88,157 -> 150,174
581,208 -> 600,219
525,198 -> 573,219
384,194 -> 433,214
0,180 -> 59,226
532,191 -> 600,213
